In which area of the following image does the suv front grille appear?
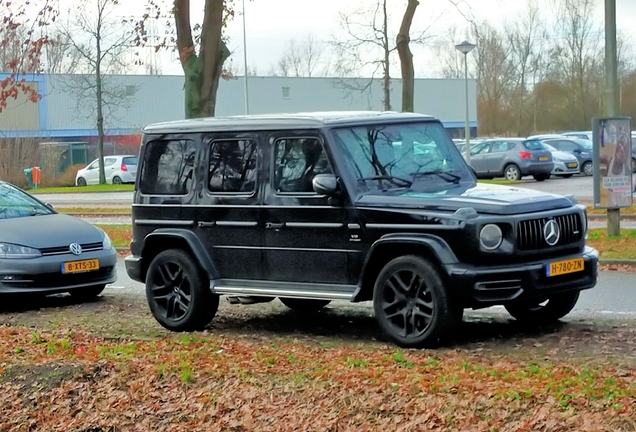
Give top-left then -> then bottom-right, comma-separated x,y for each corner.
40,242 -> 103,256
517,213 -> 582,251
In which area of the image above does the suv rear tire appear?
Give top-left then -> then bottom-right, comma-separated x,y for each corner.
279,298 -> 331,311
504,291 -> 580,324
145,249 -> 218,332
373,255 -> 461,348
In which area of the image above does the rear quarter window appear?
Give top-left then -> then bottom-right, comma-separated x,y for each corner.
522,140 -> 545,150
139,140 -> 196,195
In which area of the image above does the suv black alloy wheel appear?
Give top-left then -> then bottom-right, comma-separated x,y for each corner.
373,255 -> 461,348
146,249 -> 219,332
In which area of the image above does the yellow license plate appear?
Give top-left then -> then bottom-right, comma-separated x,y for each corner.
539,156 -> 549,161
546,257 -> 584,277
568,162 -> 577,168
62,259 -> 100,274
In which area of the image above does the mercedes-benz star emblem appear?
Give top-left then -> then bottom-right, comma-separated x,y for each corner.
543,220 -> 560,246
69,243 -> 83,256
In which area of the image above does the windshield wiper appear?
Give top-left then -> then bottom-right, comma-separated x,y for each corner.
357,175 -> 413,188
410,170 -> 461,184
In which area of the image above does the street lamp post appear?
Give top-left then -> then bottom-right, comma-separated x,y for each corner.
455,40 -> 476,165
242,0 -> 250,115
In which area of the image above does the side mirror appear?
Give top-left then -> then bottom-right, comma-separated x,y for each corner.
312,174 -> 339,195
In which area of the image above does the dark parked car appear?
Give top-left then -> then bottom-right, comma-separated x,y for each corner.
467,138 -> 554,181
536,137 -> 594,176
126,112 -> 598,348
0,181 -> 117,298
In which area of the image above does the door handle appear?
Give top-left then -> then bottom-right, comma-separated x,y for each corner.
266,222 -> 284,229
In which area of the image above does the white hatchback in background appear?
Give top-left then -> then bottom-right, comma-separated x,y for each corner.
75,155 -> 138,186
542,143 -> 580,178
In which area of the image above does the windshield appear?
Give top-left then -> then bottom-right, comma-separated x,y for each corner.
332,122 -> 471,190
0,183 -> 53,219
576,139 -> 593,150
543,143 -> 557,152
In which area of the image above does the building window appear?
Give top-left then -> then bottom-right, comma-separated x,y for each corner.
125,85 -> 136,97
282,87 -> 290,99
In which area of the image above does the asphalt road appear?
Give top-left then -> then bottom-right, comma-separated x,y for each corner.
107,257 -> 636,319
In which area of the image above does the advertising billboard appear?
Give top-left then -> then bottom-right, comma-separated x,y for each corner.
592,117 -> 633,209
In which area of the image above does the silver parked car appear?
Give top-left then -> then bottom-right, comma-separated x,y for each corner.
0,181 -> 117,298
541,143 -> 580,178
468,138 -> 554,181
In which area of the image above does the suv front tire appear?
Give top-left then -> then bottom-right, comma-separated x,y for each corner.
373,255 -> 462,348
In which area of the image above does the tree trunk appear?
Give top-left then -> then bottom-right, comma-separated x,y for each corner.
96,12 -> 105,184
396,0 -> 418,113
382,0 -> 391,111
175,0 -> 230,119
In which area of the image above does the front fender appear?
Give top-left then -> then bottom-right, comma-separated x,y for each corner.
142,229 -> 220,280
368,233 -> 459,265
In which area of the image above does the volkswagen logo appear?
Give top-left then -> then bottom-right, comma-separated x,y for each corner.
543,220 -> 560,246
69,243 -> 83,256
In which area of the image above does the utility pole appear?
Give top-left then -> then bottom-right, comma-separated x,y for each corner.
605,0 -> 620,236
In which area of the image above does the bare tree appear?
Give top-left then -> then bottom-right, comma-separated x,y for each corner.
0,0 -> 58,112
331,0 -> 394,110
58,0 -> 136,184
505,1 -> 544,135
396,0 -> 419,112
42,31 -> 83,74
274,34 -> 328,77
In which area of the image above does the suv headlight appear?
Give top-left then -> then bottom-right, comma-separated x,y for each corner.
0,243 -> 42,259
479,224 -> 503,250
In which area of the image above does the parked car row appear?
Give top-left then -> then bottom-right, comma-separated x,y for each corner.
454,132 -> 616,181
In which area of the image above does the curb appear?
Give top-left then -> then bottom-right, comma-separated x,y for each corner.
599,259 -> 636,267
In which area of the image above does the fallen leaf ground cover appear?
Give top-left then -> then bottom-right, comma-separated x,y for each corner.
1,294 -> 635,431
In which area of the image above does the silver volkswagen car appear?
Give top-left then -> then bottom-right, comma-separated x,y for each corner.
0,181 -> 117,298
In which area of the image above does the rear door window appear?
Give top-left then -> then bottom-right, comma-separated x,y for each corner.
139,140 -> 196,195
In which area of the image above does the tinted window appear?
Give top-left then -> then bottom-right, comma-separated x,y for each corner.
576,139 -> 593,150
123,157 -> 138,166
490,142 -> 508,153
558,141 -> 577,152
208,140 -> 257,193
522,140 -> 545,150
470,142 -> 490,155
140,140 -> 195,195
274,138 -> 332,193
0,183 -> 52,219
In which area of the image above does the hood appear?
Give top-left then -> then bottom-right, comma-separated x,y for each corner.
0,213 -> 103,249
355,182 -> 574,215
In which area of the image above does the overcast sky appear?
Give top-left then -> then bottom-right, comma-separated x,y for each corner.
128,0 -> 636,77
